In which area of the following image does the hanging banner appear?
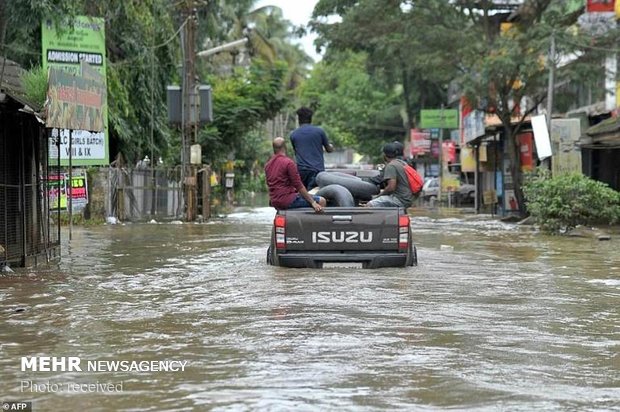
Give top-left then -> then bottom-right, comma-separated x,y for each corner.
43,15 -> 108,166
587,0 -> 615,13
504,189 -> 519,211
518,132 -> 534,171
430,140 -> 440,159
442,141 -> 456,164
460,147 -> 476,172
410,129 -> 431,156
531,114 -> 553,160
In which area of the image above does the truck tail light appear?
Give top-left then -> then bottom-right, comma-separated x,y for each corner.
274,215 -> 286,250
398,215 -> 410,250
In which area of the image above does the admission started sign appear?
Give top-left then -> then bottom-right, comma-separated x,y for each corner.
42,16 -> 108,165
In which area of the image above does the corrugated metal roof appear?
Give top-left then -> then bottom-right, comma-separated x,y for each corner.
0,56 -> 40,110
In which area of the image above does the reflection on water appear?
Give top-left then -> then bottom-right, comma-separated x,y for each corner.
1,207 -> 619,411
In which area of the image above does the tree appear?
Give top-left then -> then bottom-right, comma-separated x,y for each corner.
311,0 -> 460,132
311,0 -> 618,215
299,50 -> 402,159
199,58 -> 288,172
1,0 -> 180,164
454,0 -> 616,216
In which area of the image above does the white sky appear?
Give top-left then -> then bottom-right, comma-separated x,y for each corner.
254,0 -> 322,62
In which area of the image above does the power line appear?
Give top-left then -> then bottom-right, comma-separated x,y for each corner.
148,16 -> 190,49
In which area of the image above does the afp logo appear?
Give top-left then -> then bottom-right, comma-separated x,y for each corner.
2,402 -> 32,412
311,231 -> 373,243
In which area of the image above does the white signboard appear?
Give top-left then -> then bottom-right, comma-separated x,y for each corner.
463,110 -> 486,144
49,128 -> 106,160
531,114 -> 553,160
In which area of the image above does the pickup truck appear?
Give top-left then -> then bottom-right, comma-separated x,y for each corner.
266,207 -> 417,269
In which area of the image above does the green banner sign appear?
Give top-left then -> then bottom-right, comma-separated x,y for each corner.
42,16 -> 108,165
420,109 -> 459,129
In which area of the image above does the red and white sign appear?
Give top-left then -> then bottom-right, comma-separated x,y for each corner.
587,0 -> 615,12
442,141 -> 456,164
518,132 -> 534,171
410,128 -> 431,156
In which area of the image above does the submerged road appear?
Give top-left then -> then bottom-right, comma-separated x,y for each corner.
1,206 -> 619,411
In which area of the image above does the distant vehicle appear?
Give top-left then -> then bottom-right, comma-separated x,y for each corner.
421,177 -> 475,204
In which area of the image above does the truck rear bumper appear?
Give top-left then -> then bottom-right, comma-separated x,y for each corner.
275,251 -> 411,269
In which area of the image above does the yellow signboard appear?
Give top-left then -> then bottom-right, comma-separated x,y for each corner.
483,190 -> 498,205
460,147 -> 476,172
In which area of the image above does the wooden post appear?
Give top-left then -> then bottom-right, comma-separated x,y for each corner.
202,165 -> 211,220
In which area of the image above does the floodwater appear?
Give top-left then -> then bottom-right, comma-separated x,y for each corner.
1,204 -> 619,411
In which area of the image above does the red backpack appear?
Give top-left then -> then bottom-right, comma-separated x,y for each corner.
403,163 -> 424,195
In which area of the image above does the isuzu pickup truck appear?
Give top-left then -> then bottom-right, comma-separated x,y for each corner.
266,207 -> 417,269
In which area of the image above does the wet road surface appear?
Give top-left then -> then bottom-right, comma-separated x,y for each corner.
1,206 -> 619,411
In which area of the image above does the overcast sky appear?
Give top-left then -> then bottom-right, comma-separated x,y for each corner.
254,0 -> 322,62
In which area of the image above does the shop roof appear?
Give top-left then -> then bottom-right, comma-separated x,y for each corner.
0,56 -> 41,110
586,116 -> 620,137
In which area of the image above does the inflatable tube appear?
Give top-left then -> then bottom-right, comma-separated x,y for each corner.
316,184 -> 355,207
316,171 -> 379,201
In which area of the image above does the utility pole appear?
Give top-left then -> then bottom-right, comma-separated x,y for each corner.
544,31 -> 555,170
438,104 -> 444,207
181,0 -> 197,220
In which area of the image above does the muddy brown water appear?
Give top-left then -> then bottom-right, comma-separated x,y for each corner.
1,205 -> 619,411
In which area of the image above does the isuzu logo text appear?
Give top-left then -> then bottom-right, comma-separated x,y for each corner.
311,231 -> 373,243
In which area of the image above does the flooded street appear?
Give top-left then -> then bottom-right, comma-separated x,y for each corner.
1,205 -> 619,411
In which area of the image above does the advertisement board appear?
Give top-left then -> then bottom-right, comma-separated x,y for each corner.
420,109 -> 459,129
551,118 -> 582,176
518,132 -> 534,171
587,0 -> 615,13
42,16 -> 108,165
46,62 -> 105,132
47,173 -> 88,212
460,147 -> 476,172
410,129 -> 431,156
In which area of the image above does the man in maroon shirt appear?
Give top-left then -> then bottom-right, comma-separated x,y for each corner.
265,137 -> 325,212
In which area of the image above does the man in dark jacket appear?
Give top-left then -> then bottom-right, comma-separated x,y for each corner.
265,137 -> 326,212
289,107 -> 334,190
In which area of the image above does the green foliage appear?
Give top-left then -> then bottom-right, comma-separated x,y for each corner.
21,66 -> 48,109
312,0 -> 459,129
299,50 -> 402,159
200,59 -> 287,165
523,169 -> 620,234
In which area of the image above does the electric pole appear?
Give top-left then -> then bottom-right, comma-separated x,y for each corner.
181,0 -> 197,220
544,31 -> 555,170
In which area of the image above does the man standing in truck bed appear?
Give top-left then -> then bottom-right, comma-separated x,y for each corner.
289,107 -> 334,190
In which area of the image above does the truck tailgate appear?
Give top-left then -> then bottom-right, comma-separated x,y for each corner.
283,207 -> 400,252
